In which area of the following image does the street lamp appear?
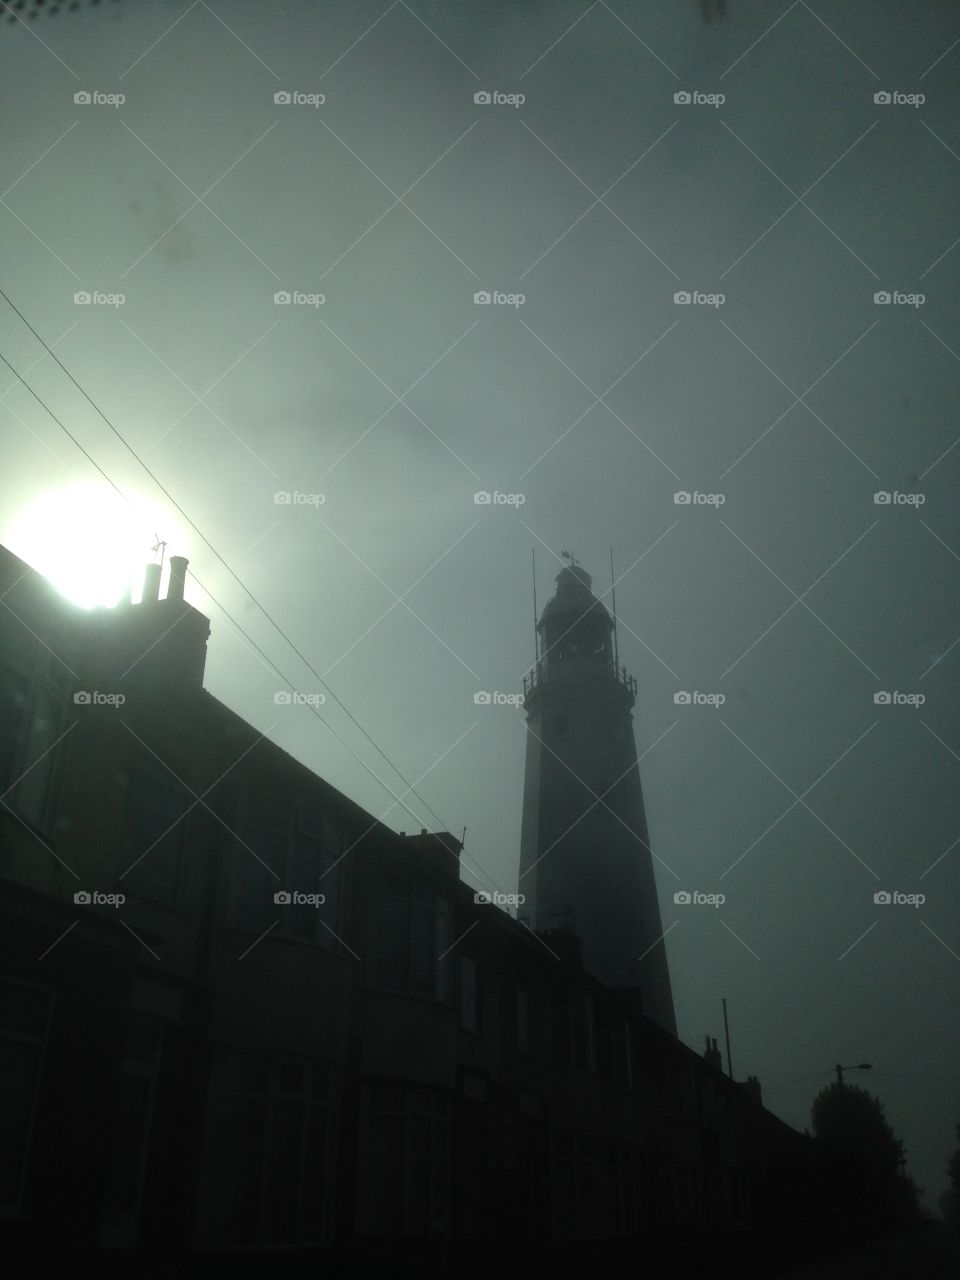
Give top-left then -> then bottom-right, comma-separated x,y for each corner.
836,1062 -> 872,1090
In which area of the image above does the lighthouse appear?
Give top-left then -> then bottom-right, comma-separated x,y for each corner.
518,557 -> 676,1035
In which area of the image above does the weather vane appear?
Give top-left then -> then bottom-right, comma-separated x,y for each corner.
150,536 -> 167,569
560,549 -> 580,568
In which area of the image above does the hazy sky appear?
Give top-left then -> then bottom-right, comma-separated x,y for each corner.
2,0 -> 959,1209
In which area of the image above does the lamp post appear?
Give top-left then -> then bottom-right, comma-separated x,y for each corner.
836,1062 -> 871,1090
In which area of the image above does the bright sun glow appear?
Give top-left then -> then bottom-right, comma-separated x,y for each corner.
6,482 -> 190,610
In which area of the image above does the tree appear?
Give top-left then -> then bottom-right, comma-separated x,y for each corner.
810,1082 -> 920,1238
943,1122 -> 960,1232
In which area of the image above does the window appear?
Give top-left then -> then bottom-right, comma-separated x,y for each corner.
0,619 -> 70,835
551,990 -> 570,1065
681,1062 -> 697,1119
200,1051 -> 335,1247
230,796 -> 341,946
485,1100 -> 518,1170
550,989 -> 593,1069
99,1013 -> 164,1247
516,985 -> 530,1055
552,1134 -> 602,1236
358,1083 -> 449,1238
0,977 -> 53,1213
573,992 -> 594,1070
285,803 -> 341,943
675,1163 -> 697,1226
460,956 -> 479,1033
369,884 -> 451,1001
121,757 -> 190,904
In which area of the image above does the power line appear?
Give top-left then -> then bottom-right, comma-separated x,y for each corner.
0,289 -> 515,896
0,344 -> 435,827
0,286 -> 460,833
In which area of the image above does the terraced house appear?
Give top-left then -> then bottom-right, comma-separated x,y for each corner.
0,542 -> 814,1273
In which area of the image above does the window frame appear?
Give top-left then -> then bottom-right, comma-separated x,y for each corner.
0,625 -> 71,838
367,881 -> 452,1002
0,975 -> 55,1217
228,795 -> 343,947
120,753 -> 192,907
198,1048 -> 337,1248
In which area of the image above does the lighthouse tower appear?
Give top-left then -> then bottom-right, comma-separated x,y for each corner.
518,559 -> 676,1035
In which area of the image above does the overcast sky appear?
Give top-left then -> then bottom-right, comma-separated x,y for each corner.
2,0 -> 959,1210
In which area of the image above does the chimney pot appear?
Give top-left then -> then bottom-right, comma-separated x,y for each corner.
140,562 -> 162,604
167,556 -> 188,602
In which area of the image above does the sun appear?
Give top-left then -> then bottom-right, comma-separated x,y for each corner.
6,481 -> 189,610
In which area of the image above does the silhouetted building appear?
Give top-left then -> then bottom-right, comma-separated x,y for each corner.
0,543 -> 821,1274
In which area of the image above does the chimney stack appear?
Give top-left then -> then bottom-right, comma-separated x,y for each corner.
140,562 -> 161,603
167,556 -> 188,602
704,1036 -> 723,1072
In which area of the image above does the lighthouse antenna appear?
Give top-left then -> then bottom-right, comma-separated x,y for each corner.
610,547 -> 620,667
531,548 -> 539,665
